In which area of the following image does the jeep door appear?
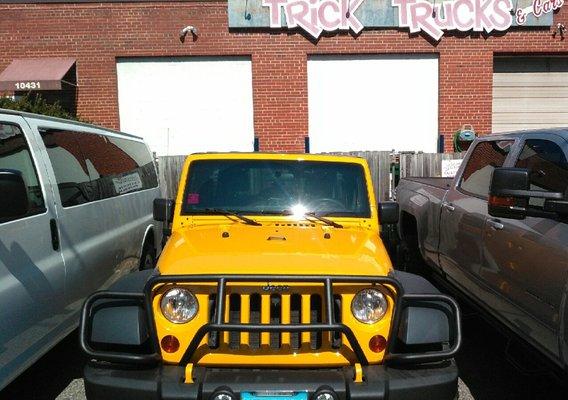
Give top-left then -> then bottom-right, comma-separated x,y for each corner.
0,115 -> 66,389
481,134 -> 568,364
439,139 -> 515,298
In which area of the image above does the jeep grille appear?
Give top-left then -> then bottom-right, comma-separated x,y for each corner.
207,293 -> 343,350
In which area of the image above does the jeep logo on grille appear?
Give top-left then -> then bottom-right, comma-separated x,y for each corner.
262,284 -> 289,292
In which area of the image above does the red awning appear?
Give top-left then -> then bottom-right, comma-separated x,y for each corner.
0,57 -> 76,91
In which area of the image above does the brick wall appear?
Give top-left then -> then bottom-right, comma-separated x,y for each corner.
1,1 -> 567,153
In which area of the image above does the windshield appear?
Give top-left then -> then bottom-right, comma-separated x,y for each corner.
181,159 -> 371,217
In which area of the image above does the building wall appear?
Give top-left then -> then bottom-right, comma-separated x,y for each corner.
1,1 -> 567,153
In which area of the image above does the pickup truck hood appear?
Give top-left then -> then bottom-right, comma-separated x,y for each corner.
157,224 -> 392,277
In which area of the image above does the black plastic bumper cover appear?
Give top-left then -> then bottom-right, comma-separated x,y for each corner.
84,362 -> 458,400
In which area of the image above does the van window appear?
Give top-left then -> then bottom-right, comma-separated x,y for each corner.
78,134 -> 158,200
460,140 -> 514,198
515,139 -> 568,210
0,123 -> 45,220
40,130 -> 94,207
40,129 -> 157,206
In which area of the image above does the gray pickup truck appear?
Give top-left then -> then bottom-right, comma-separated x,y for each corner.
396,129 -> 568,372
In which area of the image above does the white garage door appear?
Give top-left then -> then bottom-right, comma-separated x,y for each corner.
117,57 -> 254,155
308,55 -> 439,153
493,57 -> 568,133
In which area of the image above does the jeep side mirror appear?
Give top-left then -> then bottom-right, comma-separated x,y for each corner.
0,169 -> 29,222
154,198 -> 175,248
488,168 -> 564,220
153,198 -> 175,223
378,201 -> 399,224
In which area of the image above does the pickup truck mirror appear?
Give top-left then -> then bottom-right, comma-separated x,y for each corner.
378,201 -> 399,224
153,198 -> 175,223
488,168 -> 565,220
0,169 -> 29,222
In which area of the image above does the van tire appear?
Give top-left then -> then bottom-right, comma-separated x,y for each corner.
140,240 -> 156,270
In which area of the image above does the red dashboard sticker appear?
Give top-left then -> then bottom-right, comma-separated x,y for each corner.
187,193 -> 200,204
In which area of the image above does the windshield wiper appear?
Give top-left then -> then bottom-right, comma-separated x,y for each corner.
304,212 -> 343,228
277,209 -> 343,228
204,208 -> 262,226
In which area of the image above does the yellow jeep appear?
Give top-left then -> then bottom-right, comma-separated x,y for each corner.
80,153 -> 461,400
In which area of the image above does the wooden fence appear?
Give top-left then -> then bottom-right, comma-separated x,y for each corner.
157,151 -> 464,201
329,151 -> 391,201
157,155 -> 186,198
399,152 -> 464,178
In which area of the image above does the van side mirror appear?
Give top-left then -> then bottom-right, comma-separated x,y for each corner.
378,201 -> 399,224
488,168 -> 565,220
153,198 -> 174,223
0,169 -> 29,222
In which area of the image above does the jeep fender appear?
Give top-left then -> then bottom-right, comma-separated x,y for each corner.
393,271 -> 452,346
89,270 -> 155,347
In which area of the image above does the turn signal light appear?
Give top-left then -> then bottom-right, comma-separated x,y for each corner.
488,195 -> 515,207
369,335 -> 387,353
161,335 -> 180,353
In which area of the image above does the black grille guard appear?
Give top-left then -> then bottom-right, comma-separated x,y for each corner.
79,274 -> 461,366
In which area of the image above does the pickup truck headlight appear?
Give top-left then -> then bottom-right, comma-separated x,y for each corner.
160,287 -> 198,324
351,288 -> 388,324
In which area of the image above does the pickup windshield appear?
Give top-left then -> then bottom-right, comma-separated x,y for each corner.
181,159 -> 371,217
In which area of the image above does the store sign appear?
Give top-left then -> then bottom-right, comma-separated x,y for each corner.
393,0 -> 512,41
515,0 -> 564,24
394,0 -> 564,40
228,0 -> 556,37
263,0 -> 365,38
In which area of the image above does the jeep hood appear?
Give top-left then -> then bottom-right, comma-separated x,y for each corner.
157,224 -> 393,277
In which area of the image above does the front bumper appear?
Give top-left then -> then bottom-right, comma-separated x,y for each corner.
84,362 -> 458,400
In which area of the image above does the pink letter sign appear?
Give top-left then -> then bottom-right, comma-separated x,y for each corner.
263,0 -> 564,40
262,0 -> 365,38
515,0 -> 564,24
393,0 -> 513,41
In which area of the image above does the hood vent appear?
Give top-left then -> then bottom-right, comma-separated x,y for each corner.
271,223 -> 316,228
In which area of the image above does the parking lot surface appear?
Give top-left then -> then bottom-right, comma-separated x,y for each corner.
0,304 -> 565,400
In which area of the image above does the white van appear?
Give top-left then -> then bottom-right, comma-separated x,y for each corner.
0,109 -> 160,389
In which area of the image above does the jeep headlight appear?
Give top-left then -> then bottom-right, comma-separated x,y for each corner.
351,288 -> 388,324
160,287 -> 198,324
